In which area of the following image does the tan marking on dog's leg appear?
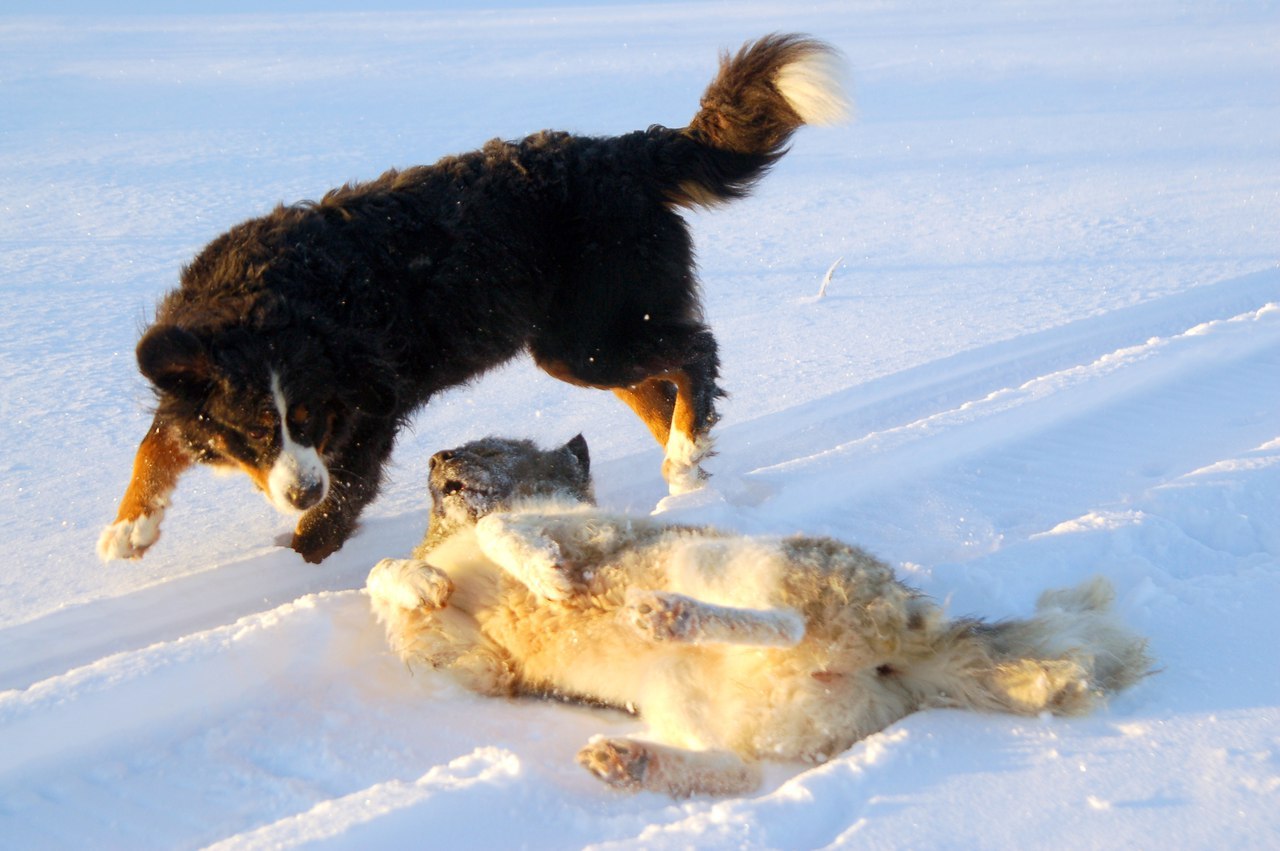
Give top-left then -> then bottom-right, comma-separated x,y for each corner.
661,368 -> 712,494
98,420 -> 193,560
613,378 -> 676,446
577,737 -> 761,798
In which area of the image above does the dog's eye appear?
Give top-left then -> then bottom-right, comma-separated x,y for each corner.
244,425 -> 271,441
244,414 -> 275,442
289,403 -> 310,426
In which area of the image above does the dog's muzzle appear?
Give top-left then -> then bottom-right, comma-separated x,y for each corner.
267,444 -> 331,515
284,479 -> 326,511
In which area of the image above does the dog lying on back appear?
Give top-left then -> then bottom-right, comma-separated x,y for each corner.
97,34 -> 850,564
367,436 -> 1152,797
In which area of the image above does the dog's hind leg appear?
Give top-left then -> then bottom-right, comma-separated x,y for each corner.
534,323 -> 723,495
98,417 -> 193,561
578,737 -> 760,797
613,377 -> 677,445
659,330 -> 722,495
598,368 -> 717,493
614,353 -> 722,494
624,589 -> 804,647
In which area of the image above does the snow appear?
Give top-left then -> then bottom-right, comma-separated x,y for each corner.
1,1 -> 1277,847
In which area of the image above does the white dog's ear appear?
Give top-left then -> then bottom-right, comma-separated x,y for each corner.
564,433 -> 590,477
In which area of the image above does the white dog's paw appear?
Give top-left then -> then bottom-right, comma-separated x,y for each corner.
518,557 -> 578,601
475,515 -> 576,600
577,737 -> 652,791
662,432 -> 712,496
625,590 -> 697,642
366,558 -> 453,610
97,512 -> 164,561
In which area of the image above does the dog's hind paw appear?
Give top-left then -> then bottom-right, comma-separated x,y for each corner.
625,589 -> 805,647
97,512 -> 164,561
625,590 -> 698,643
577,737 -> 651,791
366,558 -> 454,610
662,432 -> 712,496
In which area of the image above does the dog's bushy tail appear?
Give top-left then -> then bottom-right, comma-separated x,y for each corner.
898,577 -> 1152,718
660,34 -> 850,209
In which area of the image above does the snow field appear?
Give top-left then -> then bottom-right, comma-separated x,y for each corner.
1,1 -> 1277,848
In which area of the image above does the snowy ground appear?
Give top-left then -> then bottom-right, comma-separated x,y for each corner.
1,1 -> 1278,848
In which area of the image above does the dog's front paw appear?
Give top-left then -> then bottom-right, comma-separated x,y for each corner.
577,737 -> 651,791
475,515 -> 577,600
519,555 -> 578,601
291,511 -> 352,564
97,512 -> 164,561
366,558 -> 454,610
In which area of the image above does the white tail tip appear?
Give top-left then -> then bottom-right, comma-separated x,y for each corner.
776,49 -> 853,126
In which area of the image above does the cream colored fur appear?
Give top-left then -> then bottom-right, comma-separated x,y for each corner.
368,438 -> 1151,798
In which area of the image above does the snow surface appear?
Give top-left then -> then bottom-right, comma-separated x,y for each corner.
2,1 -> 1278,848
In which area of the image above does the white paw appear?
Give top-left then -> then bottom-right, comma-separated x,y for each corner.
97,512 -> 163,561
520,562 -> 577,602
625,589 -> 696,642
366,558 -> 453,610
662,432 -> 712,496
475,515 -> 575,600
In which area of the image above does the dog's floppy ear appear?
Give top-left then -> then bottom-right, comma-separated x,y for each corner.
563,433 -> 590,478
136,324 -> 214,400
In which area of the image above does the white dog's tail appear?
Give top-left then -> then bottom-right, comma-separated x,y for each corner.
897,577 -> 1151,717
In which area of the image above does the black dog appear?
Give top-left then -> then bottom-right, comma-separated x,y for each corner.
99,34 -> 849,563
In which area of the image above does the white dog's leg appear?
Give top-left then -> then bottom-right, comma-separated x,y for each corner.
366,558 -> 454,612
578,737 -> 760,798
662,431 -> 712,495
365,558 -> 464,669
97,510 -> 166,561
624,589 -> 804,647
474,513 -> 578,600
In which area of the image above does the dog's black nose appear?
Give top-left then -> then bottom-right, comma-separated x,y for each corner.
430,450 -> 455,470
286,481 -> 325,510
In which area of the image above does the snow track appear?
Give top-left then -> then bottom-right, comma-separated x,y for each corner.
676,275 -> 1280,569
3,273 -> 1276,849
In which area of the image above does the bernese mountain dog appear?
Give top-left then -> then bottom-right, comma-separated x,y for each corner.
99,34 -> 849,563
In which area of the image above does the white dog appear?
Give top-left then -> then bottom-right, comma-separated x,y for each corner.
367,436 -> 1151,797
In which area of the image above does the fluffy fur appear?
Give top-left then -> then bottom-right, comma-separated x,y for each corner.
98,34 -> 851,563
367,437 -> 1152,798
